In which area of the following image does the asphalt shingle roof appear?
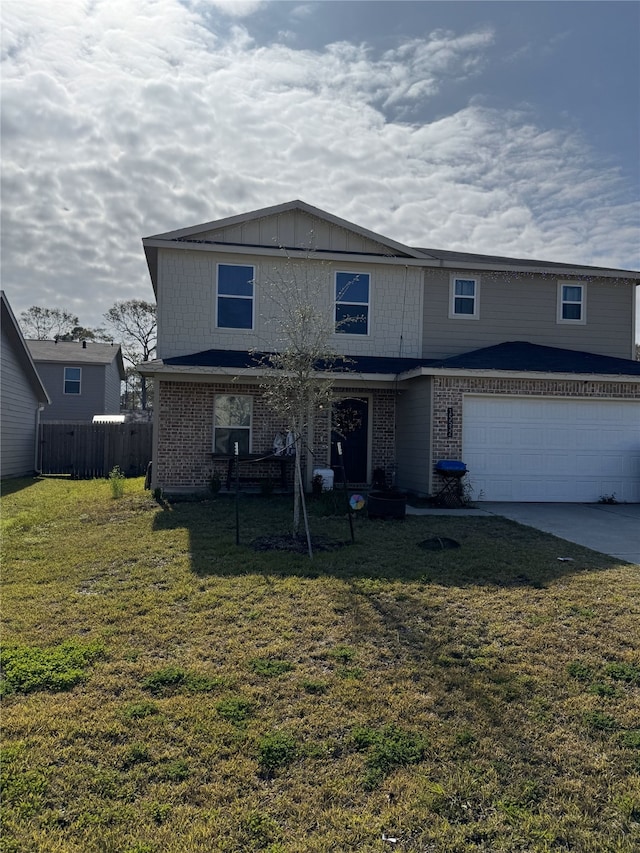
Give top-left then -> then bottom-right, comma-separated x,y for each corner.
162,342 -> 640,377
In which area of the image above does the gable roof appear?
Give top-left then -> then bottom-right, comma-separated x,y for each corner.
144,199 -> 423,258
27,340 -> 126,379
1,292 -> 50,404
428,341 -> 640,376
143,200 -> 640,290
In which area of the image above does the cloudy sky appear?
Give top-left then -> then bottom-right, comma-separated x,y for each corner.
1,0 -> 638,334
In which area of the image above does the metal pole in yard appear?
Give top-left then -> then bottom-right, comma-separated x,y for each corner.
234,442 -> 240,546
337,442 -> 355,543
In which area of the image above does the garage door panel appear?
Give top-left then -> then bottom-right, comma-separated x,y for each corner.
463,397 -> 640,502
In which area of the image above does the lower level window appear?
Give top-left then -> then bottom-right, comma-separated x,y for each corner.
64,367 -> 81,394
214,395 -> 252,455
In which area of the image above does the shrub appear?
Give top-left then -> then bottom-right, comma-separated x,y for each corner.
108,466 -> 126,498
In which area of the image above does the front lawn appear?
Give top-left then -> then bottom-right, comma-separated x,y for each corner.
1,477 -> 638,852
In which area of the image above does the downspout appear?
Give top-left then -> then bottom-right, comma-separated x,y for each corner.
34,405 -> 45,474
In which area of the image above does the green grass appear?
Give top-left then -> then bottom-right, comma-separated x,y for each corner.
1,476 -> 639,852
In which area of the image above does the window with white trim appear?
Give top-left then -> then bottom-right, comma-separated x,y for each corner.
557,282 -> 586,324
213,395 -> 252,455
64,366 -> 81,395
449,275 -> 479,319
216,263 -> 254,329
335,271 -> 370,334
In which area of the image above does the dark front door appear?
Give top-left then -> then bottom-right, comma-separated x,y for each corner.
331,397 -> 369,484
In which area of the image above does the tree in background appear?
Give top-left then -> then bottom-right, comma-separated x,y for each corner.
20,306 -> 80,340
103,300 -> 157,411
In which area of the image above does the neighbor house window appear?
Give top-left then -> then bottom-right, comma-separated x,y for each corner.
557,282 -> 586,324
213,395 -> 252,455
216,264 -> 254,329
449,275 -> 479,319
335,271 -> 370,334
64,367 -> 81,394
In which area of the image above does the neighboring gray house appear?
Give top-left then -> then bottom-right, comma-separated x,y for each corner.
140,200 -> 640,502
1,291 -> 50,479
26,340 -> 126,422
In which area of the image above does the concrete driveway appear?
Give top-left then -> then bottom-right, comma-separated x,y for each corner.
481,502 -> 640,565
407,501 -> 640,564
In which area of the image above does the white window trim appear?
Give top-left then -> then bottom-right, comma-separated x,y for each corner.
334,270 -> 371,336
63,366 -> 82,395
213,394 -> 253,455
557,281 -> 586,325
215,262 -> 255,330
448,274 -> 480,320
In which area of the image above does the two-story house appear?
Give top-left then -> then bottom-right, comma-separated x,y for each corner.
140,200 -> 640,502
26,340 -> 126,422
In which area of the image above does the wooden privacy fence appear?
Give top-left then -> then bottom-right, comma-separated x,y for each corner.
39,422 -> 153,478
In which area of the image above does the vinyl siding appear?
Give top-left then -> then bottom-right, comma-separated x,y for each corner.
422,269 -> 636,360
37,362 -> 108,421
395,376 -> 432,494
103,358 -> 123,413
156,249 -> 423,360
1,330 -> 40,477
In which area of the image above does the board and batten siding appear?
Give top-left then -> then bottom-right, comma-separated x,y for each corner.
1,329 -> 41,478
422,269 -> 636,360
395,376 -> 432,495
156,248 -> 423,361
196,209 -> 392,256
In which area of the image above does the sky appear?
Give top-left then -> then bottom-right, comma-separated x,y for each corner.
1,0 -> 639,336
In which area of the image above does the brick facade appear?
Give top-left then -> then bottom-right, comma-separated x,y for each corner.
155,380 -> 398,491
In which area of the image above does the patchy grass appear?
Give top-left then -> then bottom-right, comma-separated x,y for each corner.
1,476 -> 639,852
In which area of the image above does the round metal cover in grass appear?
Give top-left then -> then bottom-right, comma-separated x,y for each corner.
419,537 -> 460,551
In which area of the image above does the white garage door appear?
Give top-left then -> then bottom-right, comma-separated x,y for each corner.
462,396 -> 640,502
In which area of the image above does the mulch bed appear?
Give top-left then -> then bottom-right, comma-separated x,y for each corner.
251,534 -> 346,553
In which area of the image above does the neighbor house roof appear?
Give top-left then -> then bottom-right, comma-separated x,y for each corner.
27,340 -> 126,379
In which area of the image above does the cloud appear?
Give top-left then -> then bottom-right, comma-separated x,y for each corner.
1,0 -> 637,330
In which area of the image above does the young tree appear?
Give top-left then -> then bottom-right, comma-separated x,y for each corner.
104,300 -> 157,410
256,253 -> 351,552
20,306 -> 80,340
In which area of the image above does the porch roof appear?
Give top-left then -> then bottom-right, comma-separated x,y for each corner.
145,341 -> 640,380
427,341 -> 640,376
162,349 -> 431,375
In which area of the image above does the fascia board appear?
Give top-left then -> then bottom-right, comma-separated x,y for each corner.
399,367 -> 640,383
142,237 -> 640,280
141,238 -> 426,267
425,260 -> 640,280
137,362 -> 400,385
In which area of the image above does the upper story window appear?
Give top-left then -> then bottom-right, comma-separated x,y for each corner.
213,394 -> 252,455
557,282 -> 586,324
449,275 -> 479,319
64,367 -> 81,395
335,271 -> 370,335
217,264 -> 254,329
